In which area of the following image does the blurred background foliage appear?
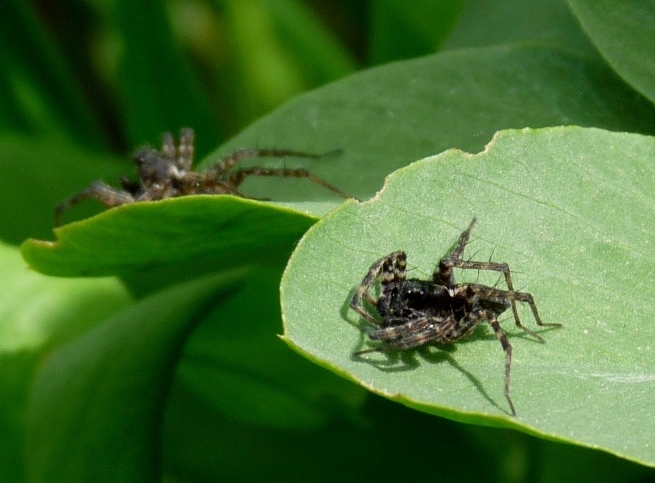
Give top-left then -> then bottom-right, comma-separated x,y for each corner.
0,0 -> 622,166
2,0 -> 655,482
5,0 -> 571,159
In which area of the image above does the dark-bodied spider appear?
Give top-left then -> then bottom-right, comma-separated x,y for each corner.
349,218 -> 561,416
55,128 -> 350,225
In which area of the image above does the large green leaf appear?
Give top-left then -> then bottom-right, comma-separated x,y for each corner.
207,44 -> 655,203
25,272 -> 241,483
18,238 -> 369,482
0,241 -> 131,482
281,127 -> 655,466
567,0 -> 655,104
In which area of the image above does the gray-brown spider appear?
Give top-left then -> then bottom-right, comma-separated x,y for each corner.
55,128 -> 350,225
350,218 -> 561,416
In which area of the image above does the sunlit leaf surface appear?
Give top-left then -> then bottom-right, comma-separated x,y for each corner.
282,127 -> 655,466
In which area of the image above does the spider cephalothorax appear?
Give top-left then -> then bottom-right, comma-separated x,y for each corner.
55,128 -> 350,225
350,218 -> 561,415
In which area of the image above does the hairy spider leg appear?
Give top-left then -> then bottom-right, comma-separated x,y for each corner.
54,181 -> 135,226
177,171 -> 251,198
434,217 -> 477,287
436,218 -> 561,340
205,148 -> 350,198
226,167 -> 351,199
161,131 -> 176,160
350,251 -> 407,325
207,149 -> 322,177
454,267 -> 562,342
367,315 -> 436,342
482,310 -> 516,416
159,128 -> 194,170
176,128 -> 194,170
360,305 -> 477,353
355,315 -> 441,354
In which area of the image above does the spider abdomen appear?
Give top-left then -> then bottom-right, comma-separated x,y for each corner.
377,279 -> 453,320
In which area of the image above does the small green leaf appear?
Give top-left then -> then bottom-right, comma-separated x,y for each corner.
20,197 -> 317,284
25,272 -> 242,483
567,0 -> 655,104
281,127 -> 655,466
